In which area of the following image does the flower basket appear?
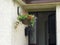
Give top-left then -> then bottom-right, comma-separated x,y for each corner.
22,19 -> 29,25
17,14 -> 35,27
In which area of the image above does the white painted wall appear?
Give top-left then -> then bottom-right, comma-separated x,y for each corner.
56,5 -> 60,45
12,22 -> 28,45
1,0 -> 60,45
0,0 -> 28,45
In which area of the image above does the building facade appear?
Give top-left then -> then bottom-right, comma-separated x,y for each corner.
0,0 -> 60,45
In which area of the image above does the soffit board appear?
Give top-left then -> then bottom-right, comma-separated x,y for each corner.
22,0 -> 60,4
14,0 -> 60,11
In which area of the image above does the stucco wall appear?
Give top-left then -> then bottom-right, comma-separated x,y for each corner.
0,0 -> 16,45
0,0 -> 60,45
0,0 -> 28,45
12,7 -> 28,45
56,5 -> 60,45
12,22 -> 28,45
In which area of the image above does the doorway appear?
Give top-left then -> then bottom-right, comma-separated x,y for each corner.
28,11 -> 56,45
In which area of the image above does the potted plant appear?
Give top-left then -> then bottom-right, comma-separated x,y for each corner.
17,14 -> 35,27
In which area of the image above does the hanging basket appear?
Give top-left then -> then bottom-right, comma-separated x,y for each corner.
22,19 -> 29,25
17,14 -> 35,27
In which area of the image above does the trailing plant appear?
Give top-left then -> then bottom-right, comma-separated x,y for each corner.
17,14 -> 35,27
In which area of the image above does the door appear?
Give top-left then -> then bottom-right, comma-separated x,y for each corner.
48,14 -> 56,45
29,11 -> 56,45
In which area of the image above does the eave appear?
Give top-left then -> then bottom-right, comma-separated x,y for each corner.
14,0 -> 60,11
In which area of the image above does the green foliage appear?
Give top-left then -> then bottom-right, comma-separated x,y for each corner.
29,17 -> 35,27
17,15 -> 28,21
17,14 -> 35,27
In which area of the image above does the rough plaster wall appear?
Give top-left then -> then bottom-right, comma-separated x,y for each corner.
56,5 -> 60,45
12,22 -> 28,45
0,0 -> 17,45
12,7 -> 28,45
0,0 -> 28,45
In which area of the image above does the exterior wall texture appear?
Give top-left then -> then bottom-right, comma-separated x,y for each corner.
0,0 -> 28,45
0,0 -> 60,45
0,0 -> 17,45
56,5 -> 60,45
